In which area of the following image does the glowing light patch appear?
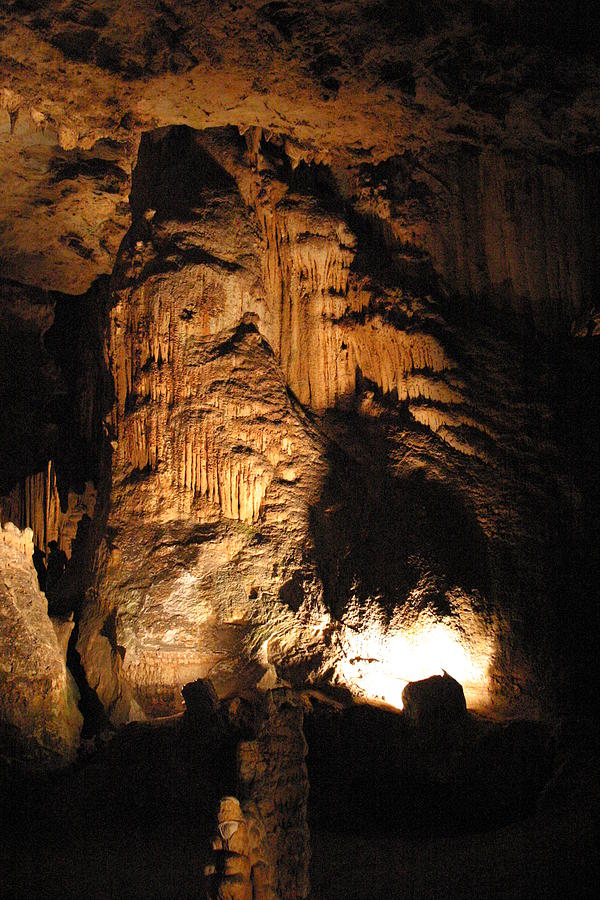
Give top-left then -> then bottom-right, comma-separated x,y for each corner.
337,618 -> 493,710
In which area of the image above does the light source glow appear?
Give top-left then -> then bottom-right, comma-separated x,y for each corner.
336,615 -> 493,710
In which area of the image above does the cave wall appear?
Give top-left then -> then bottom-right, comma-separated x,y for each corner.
57,126 -> 593,724
2,0 -> 600,312
1,2 -> 599,754
0,123 -> 596,734
351,146 -> 600,333
0,461 -> 95,560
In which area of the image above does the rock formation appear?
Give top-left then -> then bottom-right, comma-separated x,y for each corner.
401,671 -> 467,727
1,2 -> 599,330
0,523 -> 82,767
352,146 -> 600,333
0,0 -> 595,738
0,460 -> 96,560
238,690 -> 310,900
205,795 -> 277,900
52,123 -> 587,725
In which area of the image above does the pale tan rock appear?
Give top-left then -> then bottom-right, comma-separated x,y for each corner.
0,523 -> 82,767
52,613 -> 75,661
205,795 -> 277,900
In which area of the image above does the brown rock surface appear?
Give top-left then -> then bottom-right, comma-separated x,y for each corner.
0,3 -> 598,896
0,522 -> 82,767
205,794 -> 277,900
62,124 -> 587,723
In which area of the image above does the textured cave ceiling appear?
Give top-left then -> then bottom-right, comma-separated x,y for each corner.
1,0 -> 599,294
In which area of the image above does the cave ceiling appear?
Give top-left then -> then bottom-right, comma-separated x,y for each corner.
1,0 -> 599,294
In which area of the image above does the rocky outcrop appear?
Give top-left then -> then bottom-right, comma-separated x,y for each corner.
401,671 -> 467,727
0,523 -> 82,768
64,125 -> 591,724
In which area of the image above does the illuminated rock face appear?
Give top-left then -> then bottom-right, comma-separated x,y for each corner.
69,126 -> 587,723
0,523 -> 82,766
78,137 -> 328,720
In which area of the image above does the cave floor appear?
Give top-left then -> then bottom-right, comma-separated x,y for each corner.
310,812 -> 597,899
2,716 -> 598,899
2,804 -> 595,899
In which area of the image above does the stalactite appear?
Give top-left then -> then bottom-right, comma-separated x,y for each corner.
0,461 -> 96,558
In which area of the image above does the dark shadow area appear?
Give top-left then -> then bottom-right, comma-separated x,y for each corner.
44,540 -> 69,612
44,275 -> 112,491
288,159 -> 343,215
0,685 -> 249,900
66,622 -> 112,740
0,279 -> 63,493
130,125 -> 239,221
431,297 -> 600,717
310,412 -> 489,623
49,154 -> 129,194
40,277 -> 115,620
305,702 -> 555,838
535,334 -> 600,714
32,544 -> 47,592
477,0 -> 600,57
307,701 -> 599,899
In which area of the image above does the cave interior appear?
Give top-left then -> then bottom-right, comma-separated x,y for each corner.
1,2 -> 599,898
